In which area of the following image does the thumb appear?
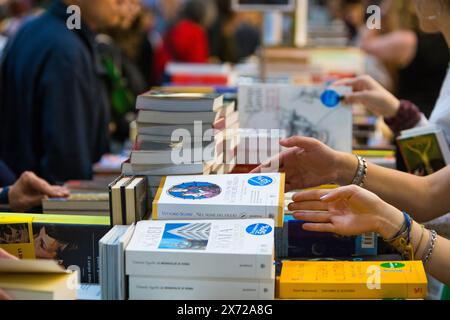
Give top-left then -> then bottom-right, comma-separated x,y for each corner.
279,136 -> 319,149
320,185 -> 360,203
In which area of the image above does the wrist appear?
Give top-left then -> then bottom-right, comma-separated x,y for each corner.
384,96 -> 401,118
336,152 -> 359,186
376,205 -> 405,239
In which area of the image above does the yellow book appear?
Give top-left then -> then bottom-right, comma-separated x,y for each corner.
279,261 -> 427,300
0,259 -> 78,300
0,212 -> 110,284
0,215 -> 35,259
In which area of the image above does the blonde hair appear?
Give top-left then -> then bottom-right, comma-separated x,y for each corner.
385,0 -> 420,32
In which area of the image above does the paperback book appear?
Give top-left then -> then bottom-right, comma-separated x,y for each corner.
397,125 -> 450,176
125,219 -> 274,279
279,261 -> 428,299
238,84 -> 353,152
0,213 -> 110,283
152,173 -> 285,226
128,276 -> 274,300
0,259 -> 78,300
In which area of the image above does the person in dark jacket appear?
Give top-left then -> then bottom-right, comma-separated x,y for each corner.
0,0 -> 122,184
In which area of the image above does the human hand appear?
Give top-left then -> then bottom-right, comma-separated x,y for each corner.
290,185 -> 404,238
334,75 -> 400,118
8,171 -> 69,212
0,248 -> 18,300
251,136 -> 358,191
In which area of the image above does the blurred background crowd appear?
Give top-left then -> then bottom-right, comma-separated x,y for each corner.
0,0 -> 448,184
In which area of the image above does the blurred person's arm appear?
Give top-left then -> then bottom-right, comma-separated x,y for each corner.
292,186 -> 450,286
253,136 -> 450,222
334,75 -> 425,135
360,30 -> 417,68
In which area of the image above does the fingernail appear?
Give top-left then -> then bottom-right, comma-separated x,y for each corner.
320,194 -> 329,201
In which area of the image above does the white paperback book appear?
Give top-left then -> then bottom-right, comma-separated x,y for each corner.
152,173 -> 285,226
128,276 -> 275,300
238,84 -> 353,152
125,219 -> 275,279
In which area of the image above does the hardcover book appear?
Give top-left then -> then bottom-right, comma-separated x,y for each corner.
125,219 -> 274,279
152,173 -> 285,226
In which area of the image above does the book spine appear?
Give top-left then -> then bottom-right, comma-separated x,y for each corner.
128,276 -> 274,300
125,250 -> 272,280
170,74 -> 230,86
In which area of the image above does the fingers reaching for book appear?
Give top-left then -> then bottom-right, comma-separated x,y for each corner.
289,200 -> 329,212
302,223 -> 336,233
294,211 -> 332,223
8,171 -> 70,212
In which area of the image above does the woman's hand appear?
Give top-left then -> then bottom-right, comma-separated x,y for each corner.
334,75 -> 400,118
251,136 -> 358,191
290,185 -> 405,238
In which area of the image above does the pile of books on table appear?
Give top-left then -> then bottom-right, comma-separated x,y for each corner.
125,219 -> 275,300
122,91 -> 239,201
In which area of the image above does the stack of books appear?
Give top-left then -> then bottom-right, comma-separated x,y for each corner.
122,91 -> 239,199
108,175 -> 149,226
99,224 -> 135,300
42,193 -> 109,217
125,219 -> 275,300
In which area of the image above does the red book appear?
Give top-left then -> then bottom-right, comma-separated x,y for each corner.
170,73 -> 231,86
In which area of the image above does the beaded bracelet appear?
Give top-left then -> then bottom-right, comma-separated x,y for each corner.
384,212 -> 414,260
